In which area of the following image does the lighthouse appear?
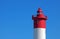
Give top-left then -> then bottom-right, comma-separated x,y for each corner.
32,8 -> 47,39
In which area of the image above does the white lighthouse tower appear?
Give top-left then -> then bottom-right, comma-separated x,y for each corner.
32,8 -> 47,39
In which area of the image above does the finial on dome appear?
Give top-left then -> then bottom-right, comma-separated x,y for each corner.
37,8 -> 42,13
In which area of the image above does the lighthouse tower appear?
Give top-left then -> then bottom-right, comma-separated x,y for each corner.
32,8 -> 47,39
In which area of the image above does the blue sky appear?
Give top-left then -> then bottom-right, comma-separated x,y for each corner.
0,0 -> 60,39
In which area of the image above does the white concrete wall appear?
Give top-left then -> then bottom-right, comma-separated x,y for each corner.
34,28 -> 46,39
